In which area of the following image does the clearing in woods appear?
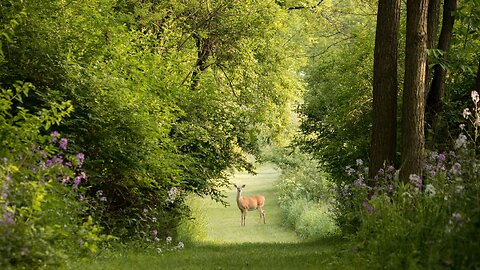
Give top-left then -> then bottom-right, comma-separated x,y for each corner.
69,165 -> 359,270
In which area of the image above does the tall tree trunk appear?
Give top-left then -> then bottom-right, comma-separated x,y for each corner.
425,0 -> 441,99
400,0 -> 429,183
425,0 -> 457,132
369,0 -> 401,181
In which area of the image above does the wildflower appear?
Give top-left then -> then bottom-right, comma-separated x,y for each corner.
424,184 -> 436,196
450,162 -> 462,178
456,185 -> 464,194
471,90 -> 479,104
52,131 -> 60,143
156,247 -> 162,253
463,108 -> 471,119
59,138 -> 68,150
152,217 -> 157,223
409,174 -> 422,190
356,159 -> 364,166
1,210 -> 16,226
62,175 -> 70,185
176,242 -> 185,249
79,194 -> 85,200
96,190 -> 104,197
65,161 -> 72,168
342,185 -> 350,197
353,179 -> 366,188
51,155 -> 63,164
100,196 -> 107,202
152,229 -> 158,238
345,166 -> 355,176
73,176 -> 82,188
454,134 -> 467,149
459,123 -> 466,130
166,187 -> 179,203
76,153 -> 85,168
166,236 -> 172,244
362,201 -> 374,213
438,153 -> 446,162
452,213 -> 464,223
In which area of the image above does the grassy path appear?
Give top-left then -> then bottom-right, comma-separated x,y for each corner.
200,165 -> 300,243
70,165 -> 360,270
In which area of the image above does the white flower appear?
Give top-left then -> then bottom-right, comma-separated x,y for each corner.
471,90 -> 479,104
459,123 -> 466,130
176,242 -> 185,249
356,159 -> 364,166
463,108 -> 471,119
166,236 -> 172,244
424,184 -> 436,196
156,247 -> 162,253
455,134 -> 467,149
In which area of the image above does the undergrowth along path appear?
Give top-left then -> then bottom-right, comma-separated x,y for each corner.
69,164 -> 362,270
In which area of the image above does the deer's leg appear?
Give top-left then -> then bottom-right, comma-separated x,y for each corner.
242,209 -> 246,226
259,207 -> 266,224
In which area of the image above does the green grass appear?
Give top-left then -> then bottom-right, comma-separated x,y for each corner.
70,238 -> 360,270
68,164 -> 365,270
201,165 -> 300,243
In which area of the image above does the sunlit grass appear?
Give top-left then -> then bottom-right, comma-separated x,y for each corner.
68,164 -> 363,270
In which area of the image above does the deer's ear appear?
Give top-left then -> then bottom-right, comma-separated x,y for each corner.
242,184 -> 246,188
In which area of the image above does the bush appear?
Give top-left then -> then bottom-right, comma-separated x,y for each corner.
0,83 -> 108,269
267,147 -> 338,240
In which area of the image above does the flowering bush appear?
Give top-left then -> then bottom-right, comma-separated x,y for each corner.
0,83 -> 108,269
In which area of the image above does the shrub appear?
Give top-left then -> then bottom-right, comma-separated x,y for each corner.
268,147 -> 338,239
0,83 -> 107,269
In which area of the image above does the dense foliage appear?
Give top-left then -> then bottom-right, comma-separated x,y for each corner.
0,0 -> 305,268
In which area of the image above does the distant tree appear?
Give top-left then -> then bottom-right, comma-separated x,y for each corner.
425,0 -> 458,132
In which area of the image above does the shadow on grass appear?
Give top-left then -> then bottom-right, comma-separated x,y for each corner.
71,236 -> 365,270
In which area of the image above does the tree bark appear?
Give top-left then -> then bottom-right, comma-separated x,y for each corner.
425,0 -> 441,97
425,0 -> 457,131
400,0 -> 429,183
369,0 -> 401,181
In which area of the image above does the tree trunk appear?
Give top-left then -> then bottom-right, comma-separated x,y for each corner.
400,0 -> 429,183
425,0 -> 441,97
425,0 -> 457,132
369,0 -> 401,181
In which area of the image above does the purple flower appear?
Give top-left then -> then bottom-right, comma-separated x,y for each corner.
438,153 -> 446,162
51,155 -> 63,164
79,194 -> 85,200
362,201 -> 374,213
52,131 -> 60,143
59,138 -> 68,150
76,153 -> 85,168
62,176 -> 70,185
73,176 -> 81,188
152,229 -> 158,238
65,161 -> 72,168
353,179 -> 366,188
1,211 -> 16,226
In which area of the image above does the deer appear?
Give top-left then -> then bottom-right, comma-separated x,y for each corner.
234,184 -> 266,226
